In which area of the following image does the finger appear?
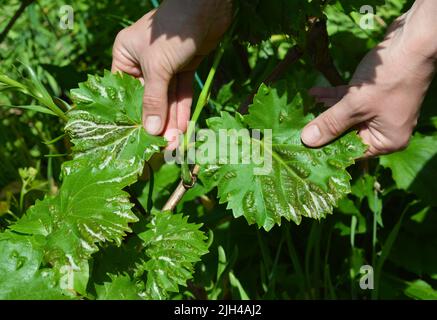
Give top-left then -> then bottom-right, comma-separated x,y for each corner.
301,97 -> 365,147
163,78 -> 180,150
111,59 -> 142,77
358,127 -> 379,158
176,71 -> 195,133
142,73 -> 170,135
316,97 -> 342,107
309,86 -> 349,99
358,124 -> 410,158
111,40 -> 142,76
111,60 -> 122,73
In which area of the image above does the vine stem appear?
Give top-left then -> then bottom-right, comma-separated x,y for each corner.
184,44 -> 225,151
163,43 -> 226,212
306,18 -> 345,86
162,164 -> 200,211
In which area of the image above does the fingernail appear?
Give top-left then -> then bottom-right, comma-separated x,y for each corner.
145,115 -> 161,135
164,129 -> 181,151
302,125 -> 321,145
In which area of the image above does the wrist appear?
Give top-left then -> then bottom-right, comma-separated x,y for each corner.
382,2 -> 437,88
402,0 -> 437,61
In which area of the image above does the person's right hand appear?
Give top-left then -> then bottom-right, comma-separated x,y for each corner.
301,2 -> 437,157
112,0 -> 232,149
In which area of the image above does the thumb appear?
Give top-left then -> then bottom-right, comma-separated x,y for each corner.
301,98 -> 363,147
142,75 -> 170,135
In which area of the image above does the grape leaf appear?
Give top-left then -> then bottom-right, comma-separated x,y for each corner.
404,280 -> 437,300
0,71 -> 168,299
65,71 -> 166,174
90,236 -> 146,285
0,232 -> 73,300
380,134 -> 437,206
199,84 -> 366,230
95,274 -> 143,300
137,211 -> 209,299
9,162 -> 139,269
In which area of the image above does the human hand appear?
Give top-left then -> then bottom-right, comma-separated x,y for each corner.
112,0 -> 232,149
301,4 -> 436,157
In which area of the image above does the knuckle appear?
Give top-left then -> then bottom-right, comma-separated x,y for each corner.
380,134 -> 411,154
142,94 -> 163,111
346,85 -> 362,97
394,134 -> 411,151
143,57 -> 172,82
114,27 -> 129,43
344,93 -> 370,119
387,122 -> 414,152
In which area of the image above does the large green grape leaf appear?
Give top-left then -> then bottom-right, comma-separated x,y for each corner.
380,134 -> 437,206
0,232 -> 73,300
95,274 -> 143,300
9,162 -> 139,269
137,211 -> 209,299
198,84 -> 366,230
65,71 -> 166,174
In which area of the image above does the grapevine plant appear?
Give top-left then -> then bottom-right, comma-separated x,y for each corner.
1,0 -> 437,300
0,55 -> 366,299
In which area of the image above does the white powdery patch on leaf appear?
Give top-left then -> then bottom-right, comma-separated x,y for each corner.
137,211 -> 209,300
10,163 -> 140,264
64,71 -> 166,175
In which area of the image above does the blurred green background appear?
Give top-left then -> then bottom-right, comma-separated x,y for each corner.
1,0 -> 437,300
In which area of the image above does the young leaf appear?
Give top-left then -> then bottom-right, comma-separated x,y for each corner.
137,211 -> 209,299
199,84 -> 366,230
65,71 -> 166,173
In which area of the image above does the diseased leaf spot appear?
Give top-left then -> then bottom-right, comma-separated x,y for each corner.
288,162 -> 311,179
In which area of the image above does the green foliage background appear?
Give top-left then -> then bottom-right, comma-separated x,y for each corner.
1,0 -> 437,299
